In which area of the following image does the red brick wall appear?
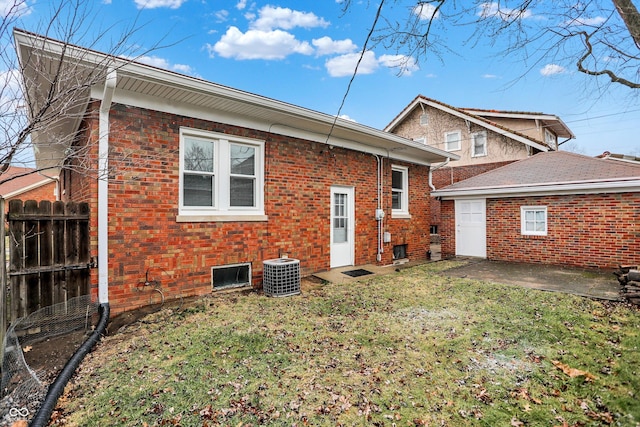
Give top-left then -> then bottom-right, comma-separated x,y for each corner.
66,103 -> 432,314
440,193 -> 640,269
440,200 -> 455,257
431,161 -> 515,232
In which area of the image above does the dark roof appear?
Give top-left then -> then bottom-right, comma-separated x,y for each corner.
434,151 -> 640,193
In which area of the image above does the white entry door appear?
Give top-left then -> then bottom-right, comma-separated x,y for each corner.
330,186 -> 355,268
455,199 -> 487,258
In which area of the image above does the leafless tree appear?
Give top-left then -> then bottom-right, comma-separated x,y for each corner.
0,0 -> 169,186
341,0 -> 640,90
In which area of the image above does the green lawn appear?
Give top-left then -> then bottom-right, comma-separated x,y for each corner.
55,261 -> 640,426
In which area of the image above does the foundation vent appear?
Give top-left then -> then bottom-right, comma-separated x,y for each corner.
263,258 -> 300,297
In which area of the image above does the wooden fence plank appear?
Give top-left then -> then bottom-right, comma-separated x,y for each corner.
9,199 -> 24,320
24,200 -> 40,314
53,201 -> 66,305
39,201 -> 54,308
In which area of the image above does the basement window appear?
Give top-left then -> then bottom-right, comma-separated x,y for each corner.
211,263 -> 251,290
393,244 -> 408,260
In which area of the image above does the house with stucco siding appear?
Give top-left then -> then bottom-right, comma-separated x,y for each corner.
385,95 -> 574,236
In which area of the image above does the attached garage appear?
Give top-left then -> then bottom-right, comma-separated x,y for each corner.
432,151 -> 640,269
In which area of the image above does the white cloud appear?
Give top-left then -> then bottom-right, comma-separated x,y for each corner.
540,63 -> 566,76
378,54 -> 419,76
566,16 -> 607,26
236,0 -> 247,10
338,114 -> 356,122
134,0 -> 186,10
477,2 -> 533,20
214,10 -> 229,22
312,36 -> 357,56
0,69 -> 24,116
482,73 -> 498,78
134,55 -> 196,75
0,0 -> 32,18
412,3 -> 440,20
325,51 -> 378,77
251,5 -> 329,31
210,27 -> 313,60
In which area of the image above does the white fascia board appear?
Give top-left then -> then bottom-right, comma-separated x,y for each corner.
92,84 -> 458,166
432,179 -> 640,200
463,110 -> 575,139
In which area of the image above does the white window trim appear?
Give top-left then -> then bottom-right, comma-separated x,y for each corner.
391,165 -> 410,218
178,127 -> 266,221
521,206 -> 547,236
444,130 -> 461,152
471,131 -> 487,157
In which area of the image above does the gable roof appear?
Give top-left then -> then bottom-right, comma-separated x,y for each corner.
14,30 -> 457,171
0,166 -> 56,198
384,95 -> 566,152
459,108 -> 574,139
432,151 -> 640,199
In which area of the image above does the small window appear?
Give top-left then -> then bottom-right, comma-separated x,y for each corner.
413,137 -> 427,144
445,131 -> 461,152
391,165 -> 409,216
521,206 -> 547,236
393,244 -> 407,260
545,129 -> 557,150
471,131 -> 487,157
212,263 -> 251,289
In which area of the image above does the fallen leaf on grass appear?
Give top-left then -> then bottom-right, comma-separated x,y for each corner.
510,417 -> 524,426
22,346 -> 32,353
551,360 -> 596,382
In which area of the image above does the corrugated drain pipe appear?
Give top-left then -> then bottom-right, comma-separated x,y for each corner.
30,302 -> 110,427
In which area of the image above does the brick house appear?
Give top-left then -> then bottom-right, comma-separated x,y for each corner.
384,95 -> 574,237
16,30 -> 456,314
432,151 -> 640,270
0,166 -> 58,210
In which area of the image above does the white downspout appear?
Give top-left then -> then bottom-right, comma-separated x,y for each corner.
98,69 -> 117,304
429,157 -> 450,191
374,155 -> 384,262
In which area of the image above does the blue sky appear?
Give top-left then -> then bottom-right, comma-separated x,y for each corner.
12,0 -> 640,157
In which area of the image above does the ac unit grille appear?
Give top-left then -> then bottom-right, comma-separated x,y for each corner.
263,258 -> 300,297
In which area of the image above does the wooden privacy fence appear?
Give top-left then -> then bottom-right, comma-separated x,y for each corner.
4,199 -> 91,324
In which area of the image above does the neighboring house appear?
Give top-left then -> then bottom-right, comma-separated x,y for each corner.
15,30 -> 456,314
432,151 -> 640,270
384,95 -> 574,236
0,166 -> 57,210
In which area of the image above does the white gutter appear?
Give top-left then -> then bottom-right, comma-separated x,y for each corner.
98,68 -> 117,304
432,178 -> 640,199
428,157 -> 450,191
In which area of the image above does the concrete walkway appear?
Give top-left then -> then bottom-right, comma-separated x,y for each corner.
439,258 -> 621,301
312,244 -> 621,301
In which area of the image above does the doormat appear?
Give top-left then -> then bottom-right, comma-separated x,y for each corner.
342,269 -> 374,277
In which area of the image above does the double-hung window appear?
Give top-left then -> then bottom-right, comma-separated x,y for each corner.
444,131 -> 461,152
471,131 -> 487,157
545,129 -> 557,150
391,165 -> 410,218
521,206 -> 547,236
179,128 -> 265,221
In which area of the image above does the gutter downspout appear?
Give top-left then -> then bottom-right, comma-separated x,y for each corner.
30,69 -> 117,427
429,157 -> 450,191
374,155 -> 384,262
98,68 -> 117,305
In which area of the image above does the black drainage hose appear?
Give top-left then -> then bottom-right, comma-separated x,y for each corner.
30,302 -> 110,427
